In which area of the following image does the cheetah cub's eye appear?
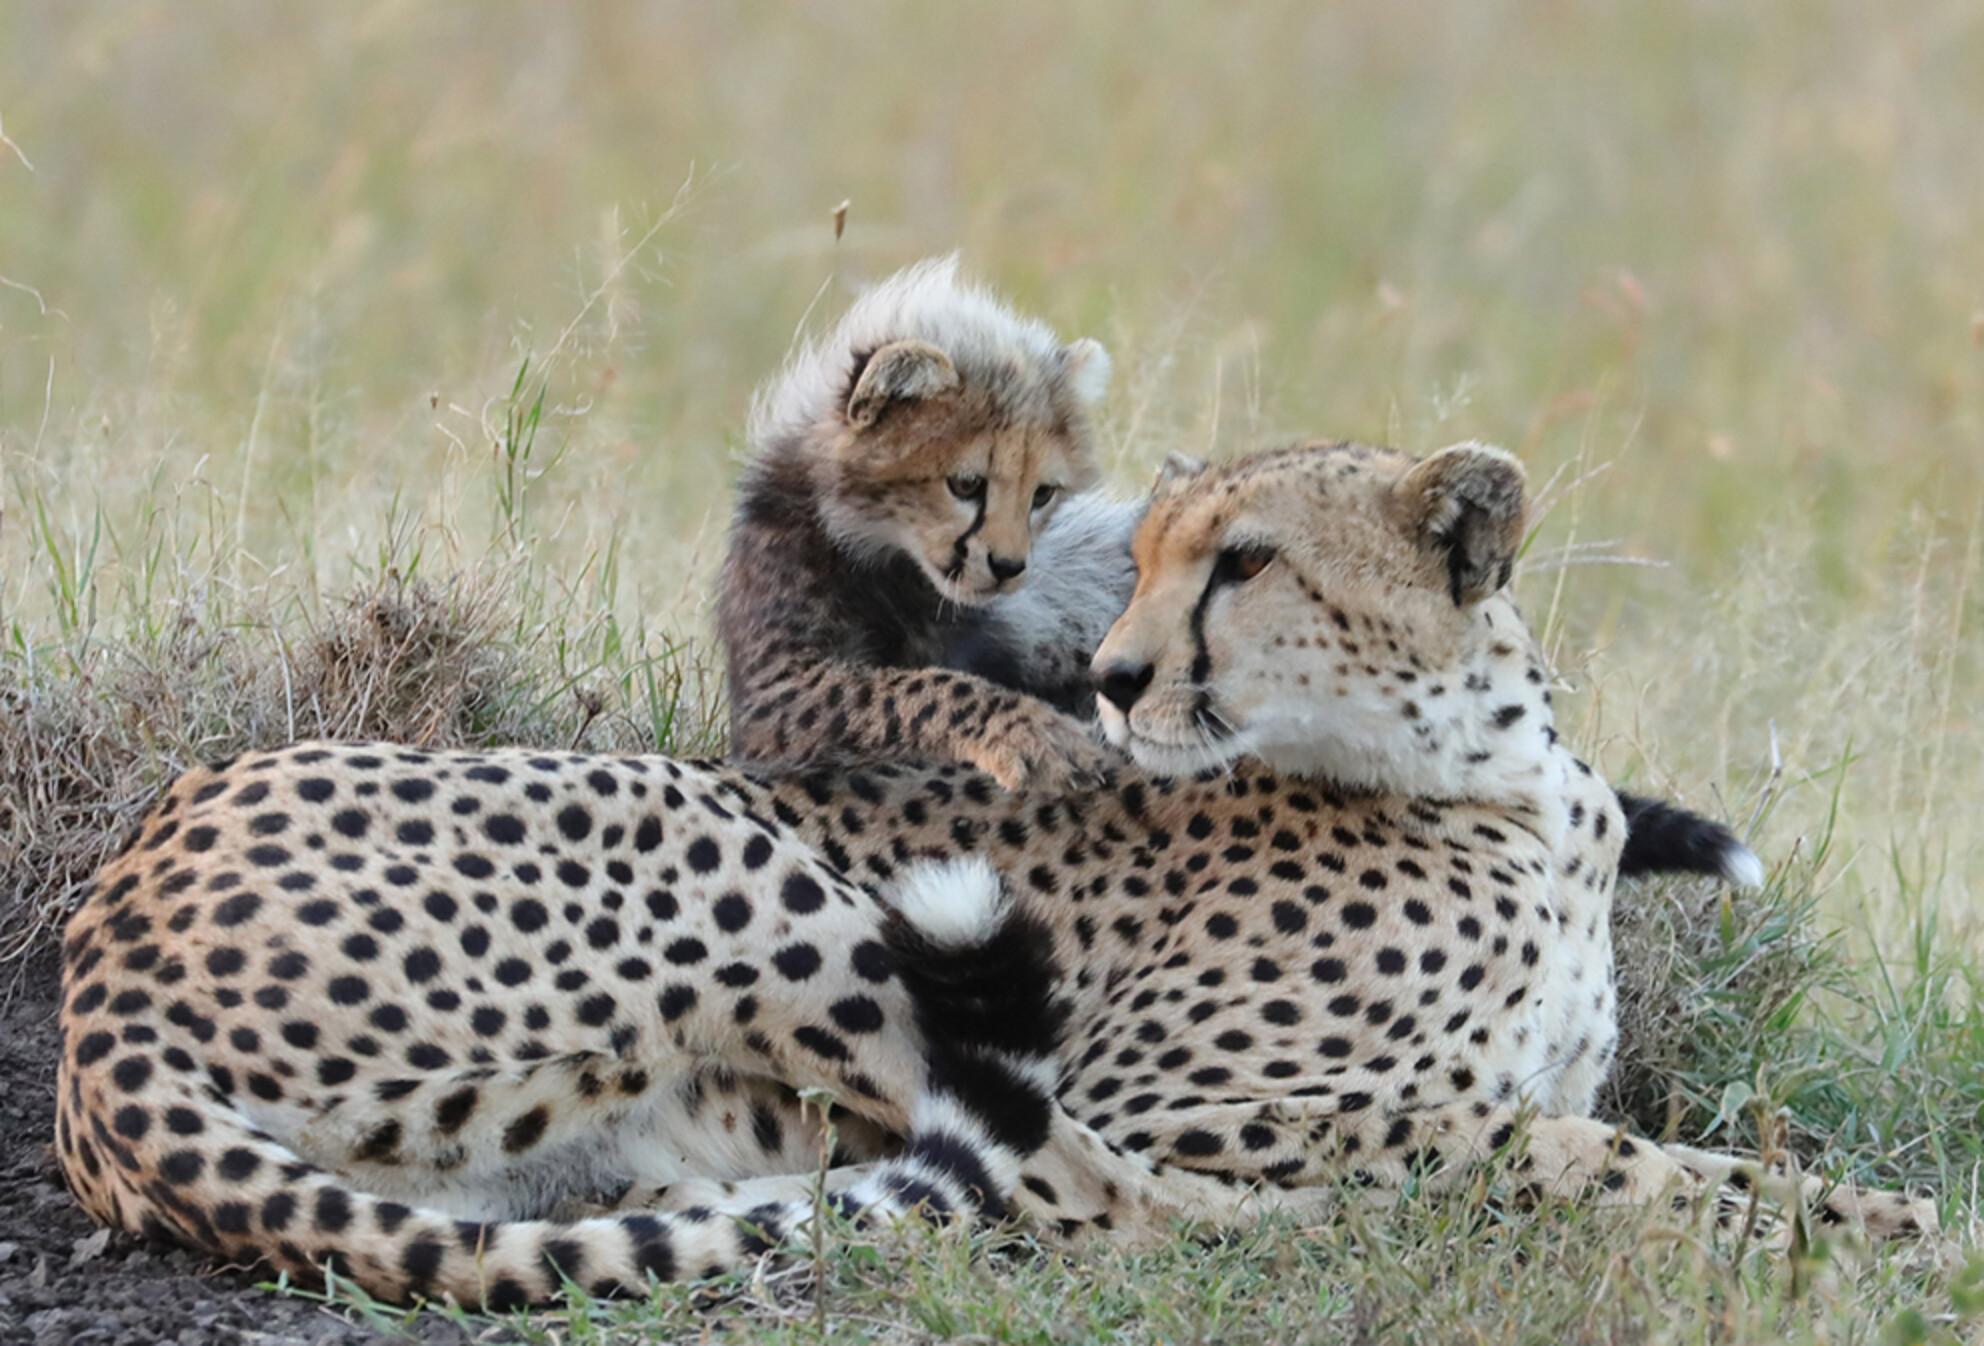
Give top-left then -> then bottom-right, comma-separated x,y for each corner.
1215,546 -> 1276,583
947,473 -> 986,501
1031,483 -> 1059,511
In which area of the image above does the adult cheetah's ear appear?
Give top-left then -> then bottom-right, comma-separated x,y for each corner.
1056,338 -> 1112,409
1392,442 -> 1527,605
1153,452 -> 1206,490
846,339 -> 960,430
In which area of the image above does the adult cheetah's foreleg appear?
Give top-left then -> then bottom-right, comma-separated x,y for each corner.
1656,1140 -> 1938,1240
1096,1099 -> 1936,1242
593,1094 -> 1944,1257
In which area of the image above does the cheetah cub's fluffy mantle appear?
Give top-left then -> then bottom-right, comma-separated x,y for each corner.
719,256 -> 1133,790
56,441 -> 1930,1310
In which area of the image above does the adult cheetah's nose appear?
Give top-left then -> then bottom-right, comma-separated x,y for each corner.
1093,660 -> 1154,713
988,554 -> 1026,584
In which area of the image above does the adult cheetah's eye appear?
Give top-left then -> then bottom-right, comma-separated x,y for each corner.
947,473 -> 986,501
1031,483 -> 1059,511
1215,546 -> 1276,583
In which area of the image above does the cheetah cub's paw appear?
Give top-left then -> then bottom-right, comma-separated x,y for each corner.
970,704 -> 1117,794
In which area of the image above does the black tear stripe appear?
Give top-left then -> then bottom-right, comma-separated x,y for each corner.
1187,566 -> 1220,718
947,496 -> 988,579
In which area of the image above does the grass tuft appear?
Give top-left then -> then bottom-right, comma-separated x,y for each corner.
0,556 -> 721,978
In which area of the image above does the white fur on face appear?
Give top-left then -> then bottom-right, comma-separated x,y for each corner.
1102,702 -> 1261,778
749,255 -> 1110,457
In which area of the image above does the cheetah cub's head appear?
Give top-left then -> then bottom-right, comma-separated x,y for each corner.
1093,441 -> 1550,797
751,256 -> 1110,605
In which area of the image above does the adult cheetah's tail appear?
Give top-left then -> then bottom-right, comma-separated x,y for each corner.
834,856 -> 1071,1222
58,858 -> 1065,1310
1615,791 -> 1765,889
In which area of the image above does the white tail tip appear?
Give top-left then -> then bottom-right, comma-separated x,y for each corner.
1721,843 -> 1766,890
892,855 -> 1009,948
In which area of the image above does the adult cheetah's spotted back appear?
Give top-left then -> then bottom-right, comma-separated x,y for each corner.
57,744 -> 1067,1305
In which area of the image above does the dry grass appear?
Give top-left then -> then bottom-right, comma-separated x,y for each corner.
2,2 -> 1981,1339
0,564 -> 721,978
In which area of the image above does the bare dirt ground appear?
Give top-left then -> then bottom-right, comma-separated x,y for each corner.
0,967 -> 479,1346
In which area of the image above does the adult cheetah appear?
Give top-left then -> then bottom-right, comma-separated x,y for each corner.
54,440 -> 1933,1309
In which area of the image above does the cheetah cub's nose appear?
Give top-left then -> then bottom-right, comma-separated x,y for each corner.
988,554 -> 1027,584
1093,660 -> 1154,713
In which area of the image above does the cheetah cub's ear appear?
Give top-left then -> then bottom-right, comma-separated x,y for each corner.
846,339 -> 960,430
1391,441 -> 1528,605
1056,337 -> 1112,409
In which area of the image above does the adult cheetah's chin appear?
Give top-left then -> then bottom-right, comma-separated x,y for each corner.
1116,732 -> 1254,780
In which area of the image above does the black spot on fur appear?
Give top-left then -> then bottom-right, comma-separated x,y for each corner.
503,1106 -> 550,1153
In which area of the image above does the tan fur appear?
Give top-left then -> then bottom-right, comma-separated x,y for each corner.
1097,442 -> 1555,803
720,261 -> 1113,789
54,442 -> 1935,1310
818,373 -> 1099,602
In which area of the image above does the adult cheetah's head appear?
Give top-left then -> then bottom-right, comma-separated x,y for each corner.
1091,440 -> 1531,791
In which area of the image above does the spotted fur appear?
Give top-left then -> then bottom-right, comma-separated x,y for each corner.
954,448 -> 1761,887
725,266 -> 1757,884
720,257 -> 1120,791
57,773 -> 1063,1305
56,442 -> 1932,1309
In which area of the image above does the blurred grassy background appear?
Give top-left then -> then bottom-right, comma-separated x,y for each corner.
4,4 -> 1983,1336
6,1 -> 1978,928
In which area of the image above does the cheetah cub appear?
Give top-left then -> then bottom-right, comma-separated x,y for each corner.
719,257 -> 1129,790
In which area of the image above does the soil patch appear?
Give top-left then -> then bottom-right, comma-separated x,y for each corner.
0,968 -> 480,1346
